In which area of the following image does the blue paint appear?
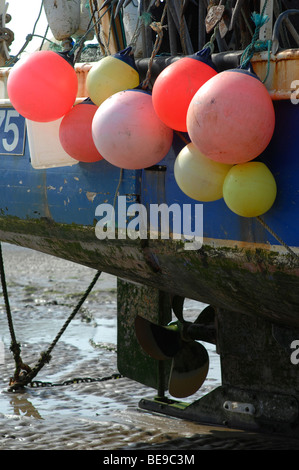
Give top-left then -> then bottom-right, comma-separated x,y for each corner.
0,100 -> 298,250
142,100 -> 299,248
0,109 -> 26,155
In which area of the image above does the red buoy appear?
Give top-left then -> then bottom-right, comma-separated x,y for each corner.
186,69 -> 275,164
92,89 -> 173,169
7,50 -> 78,122
152,49 -> 217,132
59,99 -> 103,163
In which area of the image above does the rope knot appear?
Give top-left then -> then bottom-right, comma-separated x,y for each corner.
240,10 -> 272,71
39,351 -> 52,365
150,21 -> 166,36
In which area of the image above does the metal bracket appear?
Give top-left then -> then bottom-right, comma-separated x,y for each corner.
223,400 -> 255,416
139,386 -> 299,435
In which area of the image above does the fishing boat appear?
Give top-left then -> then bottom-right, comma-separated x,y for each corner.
1,0 -> 299,436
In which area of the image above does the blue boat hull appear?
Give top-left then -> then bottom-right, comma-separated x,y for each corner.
0,98 -> 298,325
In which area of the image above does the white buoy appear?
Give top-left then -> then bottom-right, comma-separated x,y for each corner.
123,2 -> 143,58
73,0 -> 94,41
43,0 -> 81,41
259,0 -> 273,40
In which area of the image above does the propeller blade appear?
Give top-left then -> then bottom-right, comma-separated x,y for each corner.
194,305 -> 215,325
135,315 -> 181,360
169,341 -> 209,398
171,295 -> 185,322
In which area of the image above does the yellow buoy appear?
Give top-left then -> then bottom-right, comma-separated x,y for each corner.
223,162 -> 277,217
174,143 -> 233,201
86,47 -> 140,106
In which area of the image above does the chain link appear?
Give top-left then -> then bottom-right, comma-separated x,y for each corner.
29,373 -> 123,388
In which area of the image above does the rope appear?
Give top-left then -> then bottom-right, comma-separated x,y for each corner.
128,6 -> 154,53
0,243 -> 32,382
142,0 -> 169,90
5,0 -> 48,65
240,0 -> 271,70
10,269 -> 102,391
5,0 -> 112,65
179,0 -> 187,55
113,168 -> 123,210
0,246 -> 102,391
203,24 -> 219,55
256,216 -> 299,262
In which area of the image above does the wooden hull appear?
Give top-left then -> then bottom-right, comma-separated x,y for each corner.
0,98 -> 298,326
0,52 -> 298,327
1,10 -> 299,431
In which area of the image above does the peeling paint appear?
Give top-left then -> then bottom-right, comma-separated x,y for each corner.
86,191 -> 97,202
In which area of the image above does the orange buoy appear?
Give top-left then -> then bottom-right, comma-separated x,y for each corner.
59,98 -> 103,163
7,51 -> 78,122
186,69 -> 275,164
92,89 -> 173,169
152,49 -> 217,132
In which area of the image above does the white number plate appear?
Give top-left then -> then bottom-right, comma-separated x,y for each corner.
0,109 -> 26,155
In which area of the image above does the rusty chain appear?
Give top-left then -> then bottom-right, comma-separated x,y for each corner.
29,373 -> 123,388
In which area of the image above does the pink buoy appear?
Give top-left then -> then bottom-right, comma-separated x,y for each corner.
152,49 -> 217,132
92,89 -> 173,169
186,69 -> 275,164
7,50 -> 78,122
59,99 -> 103,163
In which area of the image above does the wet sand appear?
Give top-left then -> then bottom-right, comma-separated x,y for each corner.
0,243 -> 299,451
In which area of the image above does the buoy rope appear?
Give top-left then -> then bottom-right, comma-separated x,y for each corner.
68,5 -> 113,58
113,168 -> 123,211
179,0 -> 187,55
256,216 -> 299,262
203,24 -> 219,55
0,242 -> 102,391
142,0 -> 169,90
240,0 -> 272,71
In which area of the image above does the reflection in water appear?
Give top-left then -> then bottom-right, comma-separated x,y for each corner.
7,392 -> 43,419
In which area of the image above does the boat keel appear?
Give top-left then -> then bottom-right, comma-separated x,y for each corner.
117,279 -> 299,437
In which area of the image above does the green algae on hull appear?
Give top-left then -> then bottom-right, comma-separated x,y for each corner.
0,215 -> 298,326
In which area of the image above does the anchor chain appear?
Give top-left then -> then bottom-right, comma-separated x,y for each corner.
29,373 -> 123,388
0,242 -> 103,391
